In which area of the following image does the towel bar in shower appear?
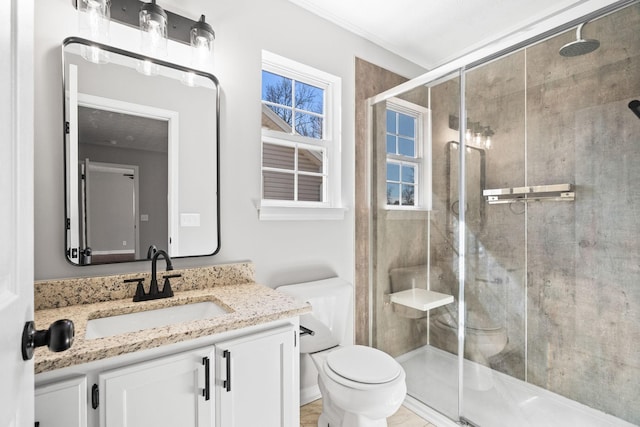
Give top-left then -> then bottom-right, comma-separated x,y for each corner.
483,183 -> 574,204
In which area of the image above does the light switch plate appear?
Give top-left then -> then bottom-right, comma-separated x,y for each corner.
180,213 -> 201,227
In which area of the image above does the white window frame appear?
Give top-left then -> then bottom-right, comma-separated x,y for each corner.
385,97 -> 432,211
259,50 -> 344,220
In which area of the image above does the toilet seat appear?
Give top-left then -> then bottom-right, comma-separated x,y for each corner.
322,345 -> 402,390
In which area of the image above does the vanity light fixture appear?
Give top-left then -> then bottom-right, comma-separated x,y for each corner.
77,0 -> 111,63
190,15 -> 215,67
449,114 -> 495,150
75,0 -> 216,72
139,0 -> 168,59
181,15 -> 215,86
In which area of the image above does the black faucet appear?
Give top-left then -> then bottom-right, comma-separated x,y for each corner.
146,244 -> 158,259
131,249 -> 181,302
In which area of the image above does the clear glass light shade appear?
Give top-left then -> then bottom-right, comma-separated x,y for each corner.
77,0 -> 110,64
139,1 -> 168,58
190,15 -> 215,69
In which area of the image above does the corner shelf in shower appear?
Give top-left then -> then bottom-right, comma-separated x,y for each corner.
483,183 -> 574,204
389,289 -> 454,311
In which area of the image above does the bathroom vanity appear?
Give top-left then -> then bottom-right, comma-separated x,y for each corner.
33,263 -> 309,427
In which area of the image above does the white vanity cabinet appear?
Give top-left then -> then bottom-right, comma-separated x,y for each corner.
35,319 -> 299,427
35,376 -> 88,427
216,325 -> 296,427
99,346 -> 214,426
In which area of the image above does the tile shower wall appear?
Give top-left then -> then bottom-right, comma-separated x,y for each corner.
355,59 -> 412,346
524,5 -> 640,423
435,4 -> 640,423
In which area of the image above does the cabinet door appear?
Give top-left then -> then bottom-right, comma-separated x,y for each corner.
35,376 -> 87,427
217,325 -> 297,427
99,346 -> 214,427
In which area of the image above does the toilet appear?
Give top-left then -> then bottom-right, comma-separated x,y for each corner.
278,278 -> 406,427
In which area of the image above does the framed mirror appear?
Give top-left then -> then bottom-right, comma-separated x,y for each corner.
63,37 -> 220,266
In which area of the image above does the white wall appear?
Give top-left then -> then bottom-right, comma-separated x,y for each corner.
33,0 -> 424,286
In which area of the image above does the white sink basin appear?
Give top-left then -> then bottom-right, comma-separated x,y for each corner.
85,301 -> 229,340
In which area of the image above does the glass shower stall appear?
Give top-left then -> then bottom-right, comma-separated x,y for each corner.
367,1 -> 640,426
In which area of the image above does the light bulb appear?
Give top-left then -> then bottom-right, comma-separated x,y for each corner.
139,1 -> 168,58
190,15 -> 215,69
485,136 -> 492,149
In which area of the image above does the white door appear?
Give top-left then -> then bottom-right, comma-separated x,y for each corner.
217,325 -> 297,427
86,162 -> 138,261
0,0 -> 35,425
99,347 -> 215,427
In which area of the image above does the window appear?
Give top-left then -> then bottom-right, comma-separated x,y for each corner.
260,51 -> 343,220
385,98 -> 431,210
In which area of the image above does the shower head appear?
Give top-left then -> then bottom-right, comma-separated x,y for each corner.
559,22 -> 600,57
629,100 -> 640,120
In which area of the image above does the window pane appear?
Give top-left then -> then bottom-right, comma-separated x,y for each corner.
401,184 -> 415,206
298,148 -> 323,173
398,113 -> 415,137
263,143 -> 295,170
262,71 -> 292,107
295,81 -> 324,114
264,105 -> 293,130
402,164 -> 415,184
263,171 -> 294,200
387,162 -> 400,181
386,135 -> 396,154
386,110 -> 396,133
295,112 -> 323,139
298,174 -> 323,202
398,137 -> 415,157
387,183 -> 400,205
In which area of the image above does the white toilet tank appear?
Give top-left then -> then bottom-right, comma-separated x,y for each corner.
277,277 -> 354,404
278,277 -> 354,347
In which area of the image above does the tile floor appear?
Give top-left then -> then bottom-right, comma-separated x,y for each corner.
300,399 -> 438,427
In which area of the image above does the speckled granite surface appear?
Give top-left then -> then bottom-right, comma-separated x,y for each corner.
34,262 -> 256,310
34,263 -> 310,374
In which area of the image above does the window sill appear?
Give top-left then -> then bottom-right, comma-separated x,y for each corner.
257,204 -> 347,221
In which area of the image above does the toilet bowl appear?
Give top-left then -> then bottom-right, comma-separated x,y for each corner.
277,278 -> 407,427
312,345 -> 406,427
430,311 -> 507,364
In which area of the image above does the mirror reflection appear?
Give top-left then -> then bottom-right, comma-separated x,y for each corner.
63,38 -> 220,266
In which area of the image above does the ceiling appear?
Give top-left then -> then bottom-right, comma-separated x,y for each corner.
78,107 -> 168,153
285,0 -> 610,69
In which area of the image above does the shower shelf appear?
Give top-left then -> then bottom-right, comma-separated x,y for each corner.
389,289 -> 454,312
483,183 -> 574,204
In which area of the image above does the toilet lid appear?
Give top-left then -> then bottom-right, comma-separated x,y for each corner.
325,345 -> 401,384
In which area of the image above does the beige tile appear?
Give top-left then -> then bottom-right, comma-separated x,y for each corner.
388,405 -> 435,427
300,399 -> 323,427
300,400 -> 437,427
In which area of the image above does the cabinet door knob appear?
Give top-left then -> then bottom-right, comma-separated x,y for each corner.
22,319 -> 75,361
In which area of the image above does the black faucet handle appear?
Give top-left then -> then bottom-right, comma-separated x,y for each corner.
163,273 -> 182,279
125,278 -> 147,302
161,275 -> 177,297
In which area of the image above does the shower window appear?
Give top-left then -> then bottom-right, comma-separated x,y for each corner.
385,98 -> 432,210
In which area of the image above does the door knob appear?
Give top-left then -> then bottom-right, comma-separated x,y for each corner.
22,319 -> 74,361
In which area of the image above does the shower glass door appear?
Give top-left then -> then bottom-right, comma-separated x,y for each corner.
460,50 -> 528,427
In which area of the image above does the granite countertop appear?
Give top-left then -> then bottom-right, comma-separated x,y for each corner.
34,264 -> 310,374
